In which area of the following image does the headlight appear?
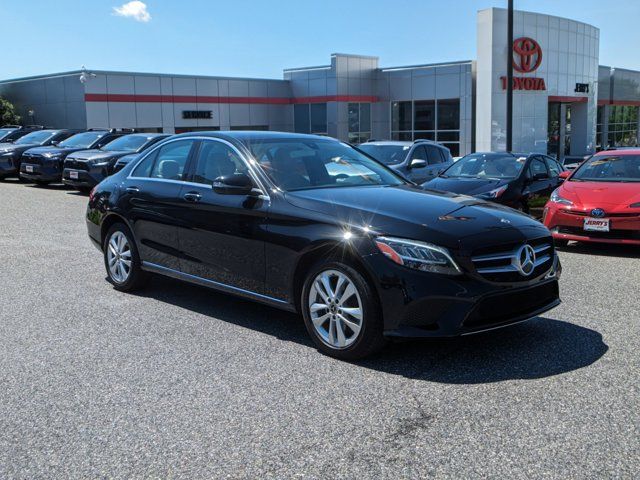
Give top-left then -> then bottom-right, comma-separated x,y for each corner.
43,153 -> 61,159
374,236 -> 462,275
94,161 -> 110,167
550,188 -> 573,205
479,185 -> 508,199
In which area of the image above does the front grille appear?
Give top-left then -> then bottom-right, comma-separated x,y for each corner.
561,209 -> 640,219
558,226 -> 640,240
471,236 -> 554,282
65,158 -> 91,171
21,153 -> 44,166
464,281 -> 559,328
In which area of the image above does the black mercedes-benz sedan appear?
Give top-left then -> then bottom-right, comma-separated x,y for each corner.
63,133 -> 170,190
87,132 -> 561,360
0,129 -> 80,179
20,129 -> 127,185
423,152 -> 566,217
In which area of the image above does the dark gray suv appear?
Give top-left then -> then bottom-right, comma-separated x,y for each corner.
358,139 -> 454,184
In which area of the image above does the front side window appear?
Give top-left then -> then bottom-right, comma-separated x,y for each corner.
425,145 -> 444,165
442,153 -> 525,179
192,141 -> 249,184
528,158 -> 548,178
545,156 -> 562,176
571,155 -> 640,182
59,132 -> 105,149
246,138 -> 405,191
101,135 -> 150,152
14,131 -> 55,145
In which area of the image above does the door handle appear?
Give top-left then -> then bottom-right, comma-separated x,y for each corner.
183,192 -> 202,203
126,186 -> 140,193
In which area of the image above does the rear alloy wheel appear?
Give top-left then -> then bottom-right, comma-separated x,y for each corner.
104,223 -> 148,291
301,260 -> 386,360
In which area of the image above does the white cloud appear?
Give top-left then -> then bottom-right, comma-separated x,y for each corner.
113,1 -> 151,22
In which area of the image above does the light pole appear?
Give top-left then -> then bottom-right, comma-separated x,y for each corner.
506,0 -> 514,152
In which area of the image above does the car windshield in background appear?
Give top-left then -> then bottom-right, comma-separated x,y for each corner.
442,153 -> 525,179
59,132 -> 104,149
101,135 -> 149,152
358,144 -> 410,165
14,131 -> 55,145
571,155 -> 640,182
247,138 -> 406,191
0,128 -> 16,139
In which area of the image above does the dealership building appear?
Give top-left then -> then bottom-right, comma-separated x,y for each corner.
1,7 -> 639,160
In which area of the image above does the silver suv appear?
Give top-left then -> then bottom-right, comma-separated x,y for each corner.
358,139 -> 454,184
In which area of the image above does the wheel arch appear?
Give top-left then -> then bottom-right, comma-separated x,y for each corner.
100,213 -> 133,250
291,241 -> 380,313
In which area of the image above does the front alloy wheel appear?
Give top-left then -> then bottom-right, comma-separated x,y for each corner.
308,269 -> 363,349
301,260 -> 386,360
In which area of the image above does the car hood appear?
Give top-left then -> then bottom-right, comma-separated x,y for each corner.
22,146 -> 82,157
561,180 -> 640,207
0,142 -> 36,153
423,176 -> 511,195
67,149 -> 130,162
284,185 -> 548,250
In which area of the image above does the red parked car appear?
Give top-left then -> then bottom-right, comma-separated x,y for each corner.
543,149 -> 640,246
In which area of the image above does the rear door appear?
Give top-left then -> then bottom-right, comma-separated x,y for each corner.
122,138 -> 198,270
177,138 -> 269,295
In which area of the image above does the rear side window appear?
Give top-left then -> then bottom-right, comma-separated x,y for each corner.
528,157 -> 548,178
191,141 -> 248,185
149,140 -> 194,180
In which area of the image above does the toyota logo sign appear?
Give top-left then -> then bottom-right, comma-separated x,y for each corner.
513,37 -> 543,73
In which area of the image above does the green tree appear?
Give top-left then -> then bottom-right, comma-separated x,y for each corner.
0,96 -> 20,125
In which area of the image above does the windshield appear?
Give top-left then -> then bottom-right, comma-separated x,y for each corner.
0,128 -> 16,140
571,154 -> 640,182
14,131 -> 55,145
59,132 -> 104,149
246,138 -> 406,191
358,144 -> 410,165
101,135 -> 149,152
442,153 -> 525,179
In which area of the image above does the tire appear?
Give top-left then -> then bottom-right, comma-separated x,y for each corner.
103,223 -> 149,292
554,239 -> 569,248
34,180 -> 50,186
301,259 -> 387,360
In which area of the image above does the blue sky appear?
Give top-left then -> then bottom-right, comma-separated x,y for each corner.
2,0 -> 639,79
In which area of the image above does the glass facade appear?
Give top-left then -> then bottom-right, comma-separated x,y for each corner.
294,103 -> 328,135
348,103 -> 371,144
391,99 -> 461,156
607,105 -> 639,147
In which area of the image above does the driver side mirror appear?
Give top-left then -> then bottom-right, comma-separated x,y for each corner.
409,158 -> 427,169
212,173 -> 254,195
558,171 -> 570,180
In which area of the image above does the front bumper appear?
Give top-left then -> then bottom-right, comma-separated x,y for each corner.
361,251 -> 561,338
20,162 -> 63,182
63,166 -> 106,188
0,156 -> 18,177
544,205 -> 640,245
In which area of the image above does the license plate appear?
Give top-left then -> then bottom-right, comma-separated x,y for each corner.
25,165 -> 33,173
584,217 -> 610,232
70,170 -> 79,179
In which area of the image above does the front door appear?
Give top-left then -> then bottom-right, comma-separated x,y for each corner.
123,139 -> 198,270
177,139 -> 268,295
523,155 -> 554,218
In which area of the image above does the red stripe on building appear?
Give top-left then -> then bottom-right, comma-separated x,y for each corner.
548,96 -> 588,103
84,93 -> 378,104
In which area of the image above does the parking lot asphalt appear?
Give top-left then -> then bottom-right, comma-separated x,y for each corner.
0,179 -> 638,479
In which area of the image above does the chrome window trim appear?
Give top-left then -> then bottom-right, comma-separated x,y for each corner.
127,136 -> 270,200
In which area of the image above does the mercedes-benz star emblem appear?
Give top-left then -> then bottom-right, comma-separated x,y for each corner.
514,244 -> 536,276
591,208 -> 606,218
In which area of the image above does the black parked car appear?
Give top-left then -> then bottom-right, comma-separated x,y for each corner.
20,129 -> 130,185
87,132 -> 561,360
0,129 -> 80,179
63,133 -> 170,190
358,139 -> 454,184
0,124 -> 45,143
423,152 -> 566,217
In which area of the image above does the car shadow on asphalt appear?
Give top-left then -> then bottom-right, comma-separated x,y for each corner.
557,242 -> 639,259
133,275 -> 608,384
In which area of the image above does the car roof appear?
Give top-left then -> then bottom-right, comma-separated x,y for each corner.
360,141 -> 413,147
468,151 -> 533,158
171,130 -> 338,145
